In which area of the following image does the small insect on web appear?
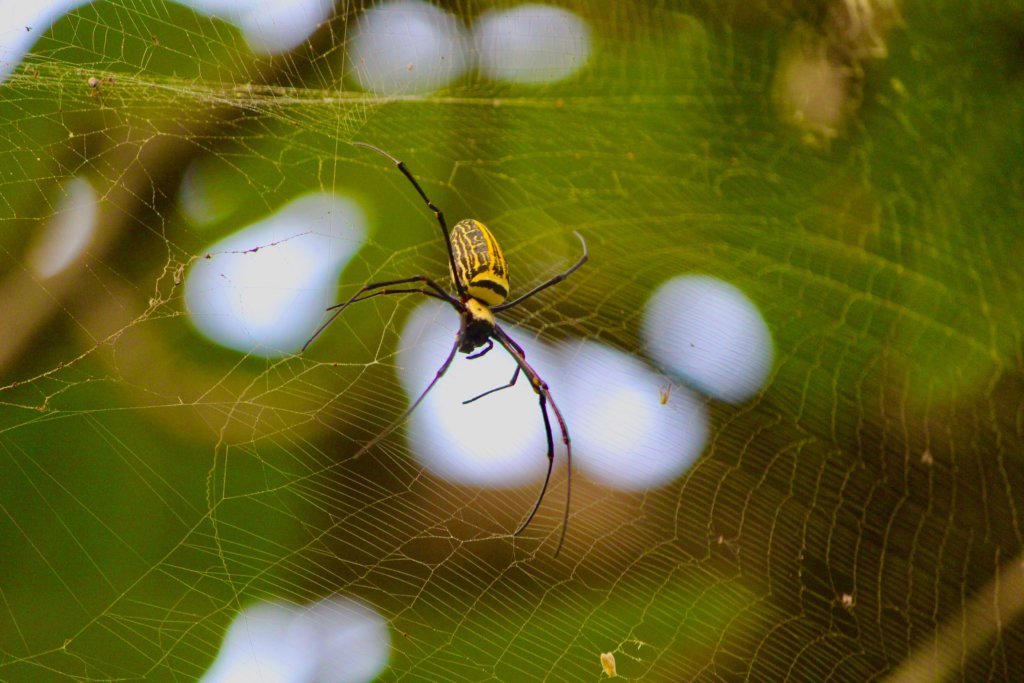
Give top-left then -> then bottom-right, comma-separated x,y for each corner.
303,142 -> 587,556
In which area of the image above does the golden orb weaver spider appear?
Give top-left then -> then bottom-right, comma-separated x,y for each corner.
303,142 -> 587,556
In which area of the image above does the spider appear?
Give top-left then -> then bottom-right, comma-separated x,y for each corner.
303,143 -> 587,556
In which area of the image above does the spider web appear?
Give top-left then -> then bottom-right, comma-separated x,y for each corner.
2,0 -> 1024,681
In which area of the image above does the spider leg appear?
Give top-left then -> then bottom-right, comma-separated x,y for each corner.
303,275 -> 456,351
492,231 -> 587,312
465,338 -> 493,360
353,142 -> 466,299
462,365 -> 520,405
325,276 -> 455,311
494,326 -> 572,557
347,311 -> 467,459
461,332 -> 522,404
513,387 -> 555,537
344,287 -> 448,308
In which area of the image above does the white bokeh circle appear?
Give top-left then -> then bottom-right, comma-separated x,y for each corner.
201,597 -> 390,683
561,340 -> 708,490
185,193 -> 367,357
473,4 -> 592,84
349,0 -> 470,95
398,299 -> 561,487
26,176 -> 97,278
643,275 -> 773,404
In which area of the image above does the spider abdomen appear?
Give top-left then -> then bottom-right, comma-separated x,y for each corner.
450,219 -> 509,306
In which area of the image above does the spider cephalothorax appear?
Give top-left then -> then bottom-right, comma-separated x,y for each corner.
304,142 -> 587,555
460,298 -> 496,355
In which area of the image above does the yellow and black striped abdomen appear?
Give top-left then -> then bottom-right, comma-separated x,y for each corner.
450,219 -> 509,306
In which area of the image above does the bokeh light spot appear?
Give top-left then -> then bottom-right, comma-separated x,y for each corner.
26,176 -> 97,278
202,597 -> 390,683
0,0 -> 332,79
562,340 -> 708,490
399,299 -> 558,487
349,0 -> 469,95
185,193 -> 367,357
473,4 -> 592,84
643,275 -> 773,404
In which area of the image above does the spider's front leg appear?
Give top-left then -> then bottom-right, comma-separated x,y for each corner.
465,338 -> 493,360
461,330 -> 524,404
343,308 -> 469,460
303,275 -> 457,351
